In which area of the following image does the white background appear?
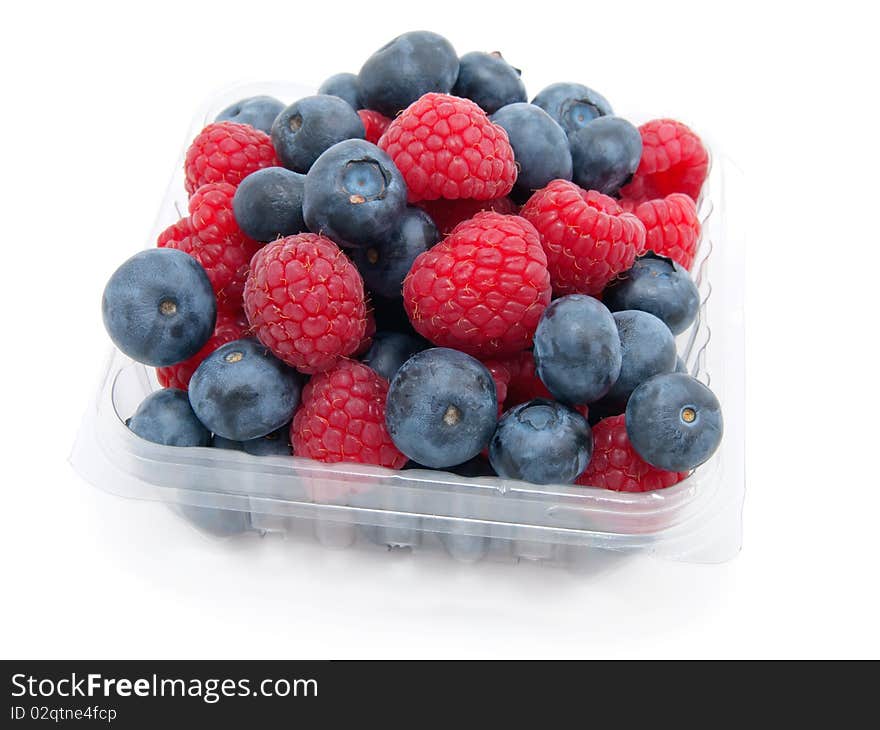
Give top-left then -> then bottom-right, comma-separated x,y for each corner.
1,0 -> 877,658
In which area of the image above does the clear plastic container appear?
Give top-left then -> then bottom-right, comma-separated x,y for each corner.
70,83 -> 745,566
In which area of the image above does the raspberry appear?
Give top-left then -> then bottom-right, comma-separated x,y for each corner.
619,119 -> 709,203
417,196 -> 518,236
520,180 -> 646,296
184,121 -> 278,196
622,193 -> 701,270
378,93 -> 517,203
243,233 -> 367,374
403,212 -> 551,358
576,415 -> 686,492
353,304 -> 377,357
291,359 -> 406,469
494,350 -> 552,408
188,181 -> 241,244
481,359 -> 512,414
357,109 -> 392,144
156,309 -> 249,390
157,192 -> 261,312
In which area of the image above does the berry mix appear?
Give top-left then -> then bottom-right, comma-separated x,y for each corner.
102,30 -> 723,497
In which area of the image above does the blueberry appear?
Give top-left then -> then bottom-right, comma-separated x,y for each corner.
352,206 -> 439,296
489,400 -> 592,484
102,248 -> 216,367
232,167 -> 306,242
270,95 -> 365,173
189,338 -> 301,441
386,348 -> 497,468
361,331 -> 427,381
626,373 -> 723,472
212,424 -> 292,456
605,310 -> 676,406
404,455 -> 495,477
531,82 -> 613,135
604,254 -> 701,335
303,139 -> 407,248
371,294 -> 419,336
127,388 -> 211,447
358,31 -> 459,117
215,95 -> 284,134
569,116 -> 642,196
440,532 -> 491,562
491,103 -> 572,202
533,295 -> 622,405
127,389 -> 249,538
179,504 -> 252,537
317,72 -> 362,110
451,51 -> 526,115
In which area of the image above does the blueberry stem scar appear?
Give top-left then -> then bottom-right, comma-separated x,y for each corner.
159,299 -> 177,316
443,404 -> 461,426
225,351 -> 244,363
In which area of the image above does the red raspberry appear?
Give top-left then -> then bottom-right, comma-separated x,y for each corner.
243,233 -> 366,374
576,415 -> 686,492
623,193 -> 701,270
291,359 -> 406,469
156,309 -> 249,390
520,180 -> 646,296
353,304 -> 377,357
184,121 -> 278,196
157,193 -> 260,312
620,119 -> 709,203
188,181 -> 241,243
493,350 -> 552,408
378,93 -> 517,203
357,109 -> 392,144
417,196 -> 518,236
403,212 -> 551,358
481,359 -> 512,415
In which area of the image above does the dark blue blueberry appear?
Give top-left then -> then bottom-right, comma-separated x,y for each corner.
303,139 -> 407,248
352,206 -> 439,296
604,254 -> 701,335
452,51 -> 526,115
232,167 -> 306,242
212,424 -> 292,456
215,95 -> 284,134
189,338 -> 301,441
604,310 -> 676,406
102,248 -> 216,367
569,116 -> 642,196
270,95 -> 365,173
533,295 -> 622,405
127,388 -> 211,447
626,373 -> 723,472
358,31 -> 459,117
179,504 -> 252,537
404,455 -> 495,477
126,389 -> 250,535
371,294 -> 418,336
531,82 -> 613,135
491,103 -> 572,202
386,348 -> 497,468
440,531 -> 491,562
317,73 -> 362,110
489,400 -> 592,485
361,331 -> 427,382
